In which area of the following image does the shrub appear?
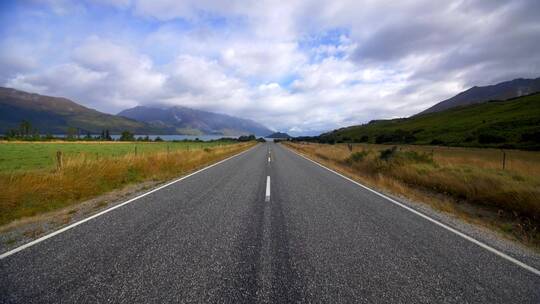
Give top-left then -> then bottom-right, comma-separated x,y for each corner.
375,130 -> 416,143
430,139 -> 445,145
347,151 -> 369,163
119,131 -> 135,141
521,132 -> 540,143
379,146 -> 398,161
375,134 -> 394,144
478,133 -> 505,144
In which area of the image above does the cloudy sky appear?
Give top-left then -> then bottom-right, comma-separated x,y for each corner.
1,0 -> 539,134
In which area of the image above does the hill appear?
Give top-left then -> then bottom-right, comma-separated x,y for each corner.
0,87 -> 165,134
319,93 -> 540,150
419,77 -> 540,114
266,132 -> 291,138
118,106 -> 271,136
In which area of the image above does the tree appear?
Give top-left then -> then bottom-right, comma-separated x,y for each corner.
119,130 -> 135,141
19,120 -> 31,137
104,129 -> 112,141
66,127 -> 77,140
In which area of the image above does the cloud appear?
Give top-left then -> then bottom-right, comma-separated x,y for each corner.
1,0 -> 539,133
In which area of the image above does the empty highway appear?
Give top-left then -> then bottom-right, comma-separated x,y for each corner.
1,143 -> 539,303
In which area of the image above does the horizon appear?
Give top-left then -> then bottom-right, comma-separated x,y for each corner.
1,1 -> 539,135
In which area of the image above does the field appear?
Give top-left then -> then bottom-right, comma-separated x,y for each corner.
322,93 -> 540,149
0,141 -> 231,172
284,142 -> 540,247
0,141 -> 254,226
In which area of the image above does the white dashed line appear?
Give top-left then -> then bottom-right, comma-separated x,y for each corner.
265,176 -> 271,202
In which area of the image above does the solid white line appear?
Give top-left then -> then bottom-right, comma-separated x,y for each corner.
265,176 -> 271,202
286,147 -> 540,276
0,145 -> 257,260
268,157 -> 271,163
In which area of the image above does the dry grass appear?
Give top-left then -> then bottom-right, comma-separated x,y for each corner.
0,142 -> 255,226
284,142 -> 540,248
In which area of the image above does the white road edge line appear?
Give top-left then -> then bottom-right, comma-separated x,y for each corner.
287,147 -> 540,277
0,145 -> 258,260
265,176 -> 271,202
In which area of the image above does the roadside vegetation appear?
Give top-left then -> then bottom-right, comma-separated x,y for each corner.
0,141 -> 255,226
284,142 -> 540,248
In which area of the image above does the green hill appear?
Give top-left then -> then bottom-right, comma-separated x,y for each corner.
320,93 -> 540,150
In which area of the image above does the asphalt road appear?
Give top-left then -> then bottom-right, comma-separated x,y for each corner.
1,142 -> 539,303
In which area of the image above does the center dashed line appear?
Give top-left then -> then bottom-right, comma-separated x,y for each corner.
265,176 -> 271,202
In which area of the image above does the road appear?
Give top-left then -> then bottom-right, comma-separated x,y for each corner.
1,142 -> 539,303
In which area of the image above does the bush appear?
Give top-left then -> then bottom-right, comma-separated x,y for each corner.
430,139 -> 445,145
238,135 -> 256,142
478,133 -> 506,144
347,151 -> 369,163
355,135 -> 369,143
119,131 -> 135,141
379,146 -> 398,161
521,132 -> 540,143
375,130 -> 416,144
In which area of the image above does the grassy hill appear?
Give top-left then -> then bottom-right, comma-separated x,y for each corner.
320,93 -> 540,150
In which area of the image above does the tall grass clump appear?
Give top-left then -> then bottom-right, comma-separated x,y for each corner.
0,143 -> 254,226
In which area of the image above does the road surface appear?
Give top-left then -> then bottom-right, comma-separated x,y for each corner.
1,143 -> 539,303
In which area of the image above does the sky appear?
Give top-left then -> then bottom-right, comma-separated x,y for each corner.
1,0 -> 539,135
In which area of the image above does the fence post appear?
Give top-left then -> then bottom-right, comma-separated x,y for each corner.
56,151 -> 63,169
502,150 -> 506,170
347,143 -> 353,152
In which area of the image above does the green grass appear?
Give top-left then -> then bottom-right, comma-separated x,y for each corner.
0,141 -> 232,172
323,93 -> 540,149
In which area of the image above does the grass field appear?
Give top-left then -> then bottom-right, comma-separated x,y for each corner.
0,141 -> 254,226
284,142 -> 540,248
0,141 -> 232,172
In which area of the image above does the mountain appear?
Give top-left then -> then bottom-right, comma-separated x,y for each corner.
319,93 -> 540,150
0,87 -> 165,134
419,77 -> 540,115
118,106 -> 272,136
266,132 -> 291,138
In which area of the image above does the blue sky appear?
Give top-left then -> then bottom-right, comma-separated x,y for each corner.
1,0 -> 539,135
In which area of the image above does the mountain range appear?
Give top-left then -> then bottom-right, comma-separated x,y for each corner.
0,87 -> 271,136
118,106 -> 271,136
419,77 -> 540,114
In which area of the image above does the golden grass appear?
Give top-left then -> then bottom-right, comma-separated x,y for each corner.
284,142 -> 540,247
0,142 -> 255,226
